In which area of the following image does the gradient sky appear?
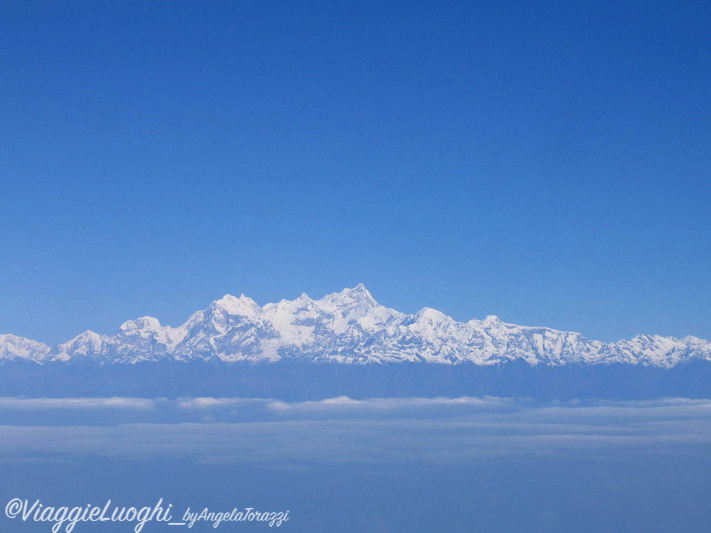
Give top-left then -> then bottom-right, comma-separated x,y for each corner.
1,0 -> 709,345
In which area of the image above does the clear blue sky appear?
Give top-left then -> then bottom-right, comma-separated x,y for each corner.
1,0 -> 709,345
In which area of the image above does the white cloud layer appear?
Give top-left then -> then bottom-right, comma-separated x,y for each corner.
0,396 -> 710,465
0,397 -> 156,410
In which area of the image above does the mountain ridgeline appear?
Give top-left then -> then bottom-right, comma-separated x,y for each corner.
2,285 -> 709,368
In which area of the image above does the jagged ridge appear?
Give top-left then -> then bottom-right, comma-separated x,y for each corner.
1,285 -> 709,367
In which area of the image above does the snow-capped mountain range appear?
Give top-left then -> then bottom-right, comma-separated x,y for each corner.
1,285 -> 709,368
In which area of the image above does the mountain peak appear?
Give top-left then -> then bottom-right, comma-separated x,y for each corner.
0,334 -> 51,362
483,315 -> 503,326
344,283 -> 377,305
211,294 -> 262,318
414,307 -> 452,325
119,316 -> 162,332
313,285 -> 379,320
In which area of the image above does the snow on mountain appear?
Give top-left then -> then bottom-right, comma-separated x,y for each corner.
172,294 -> 270,362
51,330 -> 111,361
2,285 -> 710,367
0,334 -> 51,362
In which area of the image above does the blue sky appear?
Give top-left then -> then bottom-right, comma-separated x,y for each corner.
1,0 -> 709,345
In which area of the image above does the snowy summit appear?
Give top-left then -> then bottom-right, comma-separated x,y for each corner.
1,285 -> 709,367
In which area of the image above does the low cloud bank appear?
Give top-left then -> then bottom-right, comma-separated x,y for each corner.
0,396 -> 710,465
